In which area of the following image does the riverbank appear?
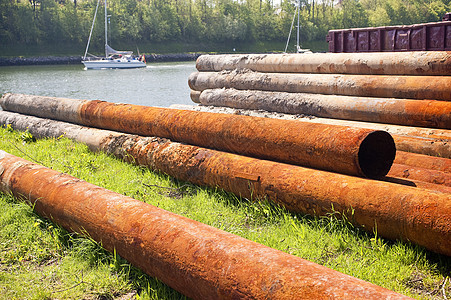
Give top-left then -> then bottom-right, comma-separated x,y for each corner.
0,53 -> 202,67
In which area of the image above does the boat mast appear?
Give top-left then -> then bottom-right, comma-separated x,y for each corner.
296,0 -> 300,51
284,0 -> 301,53
104,0 -> 108,57
83,0 -> 101,60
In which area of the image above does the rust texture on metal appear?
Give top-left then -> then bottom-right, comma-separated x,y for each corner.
326,21 -> 451,52
173,103 -> 451,141
190,90 -> 201,103
188,71 -> 451,101
388,163 -> 451,186
381,176 -> 451,194
0,111 -> 450,256
0,151 -> 415,299
0,94 -> 396,178
99,135 -> 451,256
392,135 -> 451,159
197,88 -> 451,129
195,52 -> 451,75
171,104 -> 451,158
394,151 -> 451,173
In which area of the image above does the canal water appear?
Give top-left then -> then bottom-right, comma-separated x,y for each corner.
0,61 -> 196,107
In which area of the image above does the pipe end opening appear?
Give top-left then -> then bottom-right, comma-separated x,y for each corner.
358,131 -> 396,178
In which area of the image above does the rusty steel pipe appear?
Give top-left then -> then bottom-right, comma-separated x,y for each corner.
1,110 -> 450,195
188,71 -> 451,101
381,176 -> 451,194
190,89 -> 201,103
388,164 -> 451,187
2,109 -> 449,193
0,93 -> 396,178
394,151 -> 451,173
393,135 -> 451,159
171,104 -> 451,158
0,151 -> 415,299
1,111 -> 450,255
198,88 -> 451,129
172,104 -> 451,141
195,52 -> 451,75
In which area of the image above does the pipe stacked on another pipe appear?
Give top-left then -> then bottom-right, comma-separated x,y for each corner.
0,151 -> 415,299
0,93 -> 396,178
188,70 -> 451,101
0,110 -> 450,256
4,110 -> 447,189
195,52 -> 451,75
171,104 -> 451,158
190,52 -> 451,133
194,88 -> 451,129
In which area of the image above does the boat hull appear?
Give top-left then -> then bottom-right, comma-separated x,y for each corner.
82,59 -> 146,69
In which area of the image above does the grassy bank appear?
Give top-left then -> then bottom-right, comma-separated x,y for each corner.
0,40 -> 329,58
0,126 -> 450,299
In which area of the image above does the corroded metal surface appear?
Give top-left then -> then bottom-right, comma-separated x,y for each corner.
104,135 -> 451,256
393,135 -> 451,159
0,111 -> 450,256
188,71 -> 451,101
171,104 -> 451,158
394,151 -> 451,173
382,177 -> 451,194
190,90 -> 201,103
0,94 -> 396,178
327,22 -> 451,53
195,52 -> 451,75
0,151 -> 415,299
388,163 -> 451,186
172,103 -> 451,141
198,88 -> 451,129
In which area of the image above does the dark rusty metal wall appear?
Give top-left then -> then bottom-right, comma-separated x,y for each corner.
195,52 -> 451,75
197,88 -> 451,129
0,94 -> 397,178
188,71 -> 451,101
0,151 -> 415,299
326,21 -> 451,52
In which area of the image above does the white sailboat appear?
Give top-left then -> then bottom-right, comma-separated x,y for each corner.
82,0 -> 146,69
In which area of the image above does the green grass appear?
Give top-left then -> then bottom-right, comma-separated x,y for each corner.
0,126 -> 450,299
0,40 -> 329,58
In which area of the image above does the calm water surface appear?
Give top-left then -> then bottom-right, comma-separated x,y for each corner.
0,61 -> 196,107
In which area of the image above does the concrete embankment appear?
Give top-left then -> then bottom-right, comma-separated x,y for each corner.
0,53 -> 201,66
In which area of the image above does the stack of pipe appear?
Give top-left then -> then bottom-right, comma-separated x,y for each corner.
0,94 -> 450,255
188,51 -> 451,185
0,93 -> 450,297
0,150 -> 414,299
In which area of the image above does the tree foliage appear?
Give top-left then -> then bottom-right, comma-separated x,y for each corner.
0,0 -> 449,50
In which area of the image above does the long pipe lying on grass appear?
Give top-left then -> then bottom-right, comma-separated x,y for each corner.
1,111 -> 450,256
172,104 -> 451,158
0,150 -> 415,299
196,88 -> 451,129
0,93 -> 396,178
188,71 -> 451,101
195,52 -> 451,75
